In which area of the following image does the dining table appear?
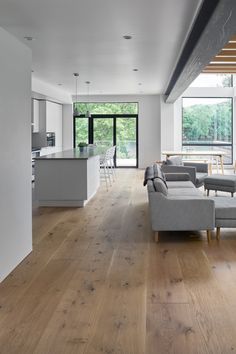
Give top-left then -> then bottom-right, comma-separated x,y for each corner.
162,150 -> 227,174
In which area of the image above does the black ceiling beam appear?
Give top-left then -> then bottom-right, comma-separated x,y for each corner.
165,0 -> 236,103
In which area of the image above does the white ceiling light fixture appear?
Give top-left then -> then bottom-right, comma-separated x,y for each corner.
85,81 -> 91,118
123,35 -> 132,40
73,73 -> 80,117
24,36 -> 35,41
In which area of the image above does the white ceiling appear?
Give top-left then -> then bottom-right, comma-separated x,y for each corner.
0,0 -> 202,96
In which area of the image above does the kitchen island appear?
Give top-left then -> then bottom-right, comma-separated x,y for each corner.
34,147 -> 105,207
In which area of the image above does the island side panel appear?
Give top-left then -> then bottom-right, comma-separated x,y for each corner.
34,159 -> 88,207
87,156 -> 100,201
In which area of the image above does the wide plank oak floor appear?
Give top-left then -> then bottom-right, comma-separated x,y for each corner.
1,169 -> 236,353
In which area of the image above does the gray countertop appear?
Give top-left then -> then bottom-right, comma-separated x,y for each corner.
35,147 -> 107,160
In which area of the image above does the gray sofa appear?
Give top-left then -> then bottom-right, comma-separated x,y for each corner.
161,156 -> 208,188
144,164 -> 215,242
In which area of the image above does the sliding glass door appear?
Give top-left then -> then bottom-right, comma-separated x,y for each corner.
93,118 -> 114,148
116,117 -> 137,167
74,115 -> 138,167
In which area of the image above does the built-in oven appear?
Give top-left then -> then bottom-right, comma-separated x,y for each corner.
31,148 -> 41,182
46,132 -> 55,146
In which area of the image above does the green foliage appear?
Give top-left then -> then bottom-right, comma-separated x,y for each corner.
183,100 -> 232,143
78,142 -> 88,147
75,118 -> 88,144
74,102 -> 138,115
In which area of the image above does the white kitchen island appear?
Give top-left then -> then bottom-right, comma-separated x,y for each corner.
34,147 -> 104,207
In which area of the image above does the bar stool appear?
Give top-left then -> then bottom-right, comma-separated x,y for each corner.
107,146 -> 116,181
100,149 -> 112,190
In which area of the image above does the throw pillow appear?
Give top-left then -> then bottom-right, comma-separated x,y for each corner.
166,156 -> 183,166
153,178 -> 168,196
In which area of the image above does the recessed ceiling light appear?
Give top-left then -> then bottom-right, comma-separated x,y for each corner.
133,68 -> 138,72
24,36 -> 35,41
123,35 -> 132,40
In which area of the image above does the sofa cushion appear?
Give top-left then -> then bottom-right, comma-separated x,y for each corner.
168,187 -> 201,197
167,181 -> 195,189
166,156 -> 183,166
211,197 -> 236,219
144,163 -> 163,186
164,172 -> 190,182
153,163 -> 163,178
153,178 -> 168,196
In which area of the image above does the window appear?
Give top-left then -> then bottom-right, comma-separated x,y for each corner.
74,102 -> 138,115
73,102 -> 138,167
190,74 -> 232,87
182,97 -> 233,164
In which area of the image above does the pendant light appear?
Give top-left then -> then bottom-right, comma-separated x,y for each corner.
85,81 -> 91,118
73,73 -> 80,116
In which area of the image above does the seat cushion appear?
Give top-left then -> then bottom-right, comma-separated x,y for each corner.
196,172 -> 208,187
205,175 -> 236,187
168,187 -> 201,197
211,197 -> 236,219
167,181 -> 194,189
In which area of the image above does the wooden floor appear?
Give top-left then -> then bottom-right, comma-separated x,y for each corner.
1,169 -> 236,353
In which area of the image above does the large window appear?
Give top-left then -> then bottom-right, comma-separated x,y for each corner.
190,74 -> 232,87
182,97 -> 233,164
74,103 -> 138,167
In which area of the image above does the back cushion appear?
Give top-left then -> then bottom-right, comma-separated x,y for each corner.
153,163 -> 162,178
153,178 -> 168,196
166,156 -> 183,166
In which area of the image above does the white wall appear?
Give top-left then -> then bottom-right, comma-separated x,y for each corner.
63,104 -> 73,150
0,27 -> 32,282
160,96 -> 174,151
66,94 -> 161,168
32,77 -> 72,104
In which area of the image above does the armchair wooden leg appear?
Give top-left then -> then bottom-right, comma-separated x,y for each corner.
216,227 -> 221,241
231,192 -> 234,197
154,231 -> 159,243
207,230 -> 211,243
207,190 -> 209,197
208,162 -> 213,175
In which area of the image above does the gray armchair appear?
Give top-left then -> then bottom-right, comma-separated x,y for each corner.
161,157 -> 208,188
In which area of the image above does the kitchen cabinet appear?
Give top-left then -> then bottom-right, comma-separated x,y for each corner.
32,99 -> 39,132
46,101 -> 62,148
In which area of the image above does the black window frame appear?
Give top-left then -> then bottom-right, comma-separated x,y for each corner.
182,96 -> 233,165
73,113 -> 139,168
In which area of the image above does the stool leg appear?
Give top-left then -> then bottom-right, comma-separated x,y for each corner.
231,192 -> 234,197
207,230 -> 211,243
207,190 -> 209,197
216,227 -> 221,241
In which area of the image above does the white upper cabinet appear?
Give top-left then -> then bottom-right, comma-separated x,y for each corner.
46,101 -> 62,147
32,99 -> 39,132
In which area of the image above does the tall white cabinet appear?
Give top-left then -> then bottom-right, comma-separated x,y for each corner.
46,101 -> 62,148
32,99 -> 39,132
